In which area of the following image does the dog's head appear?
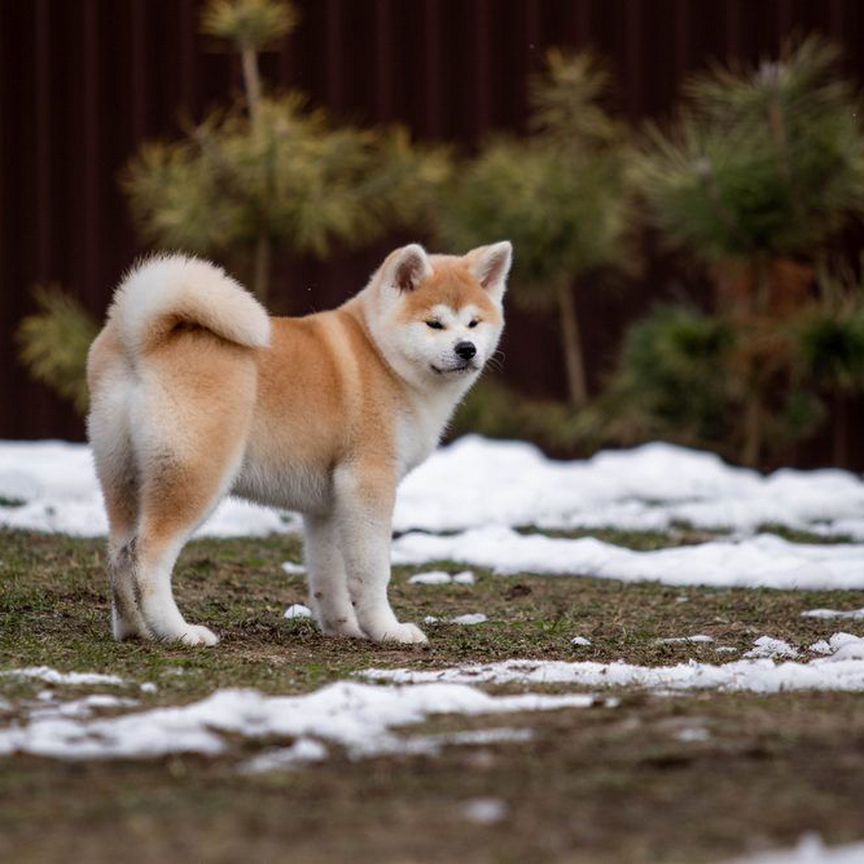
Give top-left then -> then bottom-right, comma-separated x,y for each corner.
364,242 -> 511,392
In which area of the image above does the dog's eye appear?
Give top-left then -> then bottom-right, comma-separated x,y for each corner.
426,320 -> 444,330
468,320 -> 480,328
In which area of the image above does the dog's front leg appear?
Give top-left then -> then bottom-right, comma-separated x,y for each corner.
303,513 -> 365,638
334,465 -> 428,644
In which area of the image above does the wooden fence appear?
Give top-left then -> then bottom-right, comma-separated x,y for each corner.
2,0 -> 864,463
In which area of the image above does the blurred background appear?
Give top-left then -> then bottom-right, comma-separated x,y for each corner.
4,0 -> 864,471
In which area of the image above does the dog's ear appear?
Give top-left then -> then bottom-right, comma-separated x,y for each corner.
381,244 -> 433,294
465,241 -> 512,304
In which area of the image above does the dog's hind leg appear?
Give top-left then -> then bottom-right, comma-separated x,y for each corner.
87,335 -> 151,641
132,477 -> 225,647
123,338 -> 256,646
303,514 -> 364,638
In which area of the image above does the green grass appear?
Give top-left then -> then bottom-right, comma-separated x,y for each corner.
1,527 -> 863,863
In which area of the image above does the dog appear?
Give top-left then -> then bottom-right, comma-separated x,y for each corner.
86,242 -> 511,645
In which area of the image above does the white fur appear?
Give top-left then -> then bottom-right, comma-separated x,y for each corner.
110,254 -> 271,355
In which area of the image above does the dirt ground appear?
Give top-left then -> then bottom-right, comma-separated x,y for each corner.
1,529 -> 862,863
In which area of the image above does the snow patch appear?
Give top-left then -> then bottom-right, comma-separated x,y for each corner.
392,526 -> 864,590
424,613 -> 488,626
5,437 -> 864,540
0,667 -> 128,687
409,570 -> 476,586
723,835 -> 864,864
802,607 -> 864,620
284,604 -> 312,620
396,436 -> 864,537
743,637 -> 800,660
362,634 -> 864,695
462,797 -> 509,825
409,570 -> 452,585
0,681 -> 595,762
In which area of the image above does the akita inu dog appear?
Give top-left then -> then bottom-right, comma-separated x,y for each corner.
87,241 -> 511,645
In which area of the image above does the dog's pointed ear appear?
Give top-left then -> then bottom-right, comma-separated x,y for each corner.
382,244 -> 433,294
466,241 -> 512,304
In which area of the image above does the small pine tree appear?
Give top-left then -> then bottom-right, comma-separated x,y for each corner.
634,36 -> 864,289
627,36 -> 864,465
18,0 -> 449,413
125,0 -> 449,302
16,287 -> 98,414
796,262 -> 864,463
438,50 -> 633,408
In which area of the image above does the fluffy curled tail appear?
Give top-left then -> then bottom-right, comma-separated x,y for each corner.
108,254 -> 271,357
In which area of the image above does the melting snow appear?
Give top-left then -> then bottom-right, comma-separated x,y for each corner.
802,608 -> 864,620
362,634 -> 864,694
284,604 -> 312,620
391,527 -> 864,590
0,667 -> 128,687
743,637 -> 800,660
424,613 -> 488,625
462,797 -> 509,825
409,570 -> 452,585
0,680 -> 594,762
410,570 -> 476,586
4,436 -> 864,540
723,835 -> 864,864
396,437 -> 864,537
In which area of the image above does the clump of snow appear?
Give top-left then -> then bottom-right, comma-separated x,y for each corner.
571,637 -> 592,647
655,635 -> 714,645
284,604 -> 312,620
451,613 -> 487,625
409,570 -> 476,586
0,681 -> 595,762
409,570 -> 452,585
240,739 -> 328,774
0,667 -> 128,687
362,634 -> 864,694
392,526 -> 864,590
743,637 -> 800,660
676,727 -> 711,743
26,693 -> 140,720
723,835 -> 864,864
802,607 -> 864,620
5,437 -> 864,540
281,561 -> 306,575
462,797 -> 509,825
424,613 -> 488,625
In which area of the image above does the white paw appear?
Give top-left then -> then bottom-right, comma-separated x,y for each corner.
111,605 -> 151,642
321,620 -> 367,639
178,624 -> 220,647
376,622 -> 429,645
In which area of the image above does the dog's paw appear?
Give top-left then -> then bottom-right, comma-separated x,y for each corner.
376,622 -> 429,645
321,620 -> 367,639
178,624 -> 220,647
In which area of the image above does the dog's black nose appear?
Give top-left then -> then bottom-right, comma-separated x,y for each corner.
454,341 -> 477,360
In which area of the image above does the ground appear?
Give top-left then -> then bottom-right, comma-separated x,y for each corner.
1,527 -> 863,863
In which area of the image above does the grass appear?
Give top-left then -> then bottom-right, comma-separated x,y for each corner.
1,527 -> 863,863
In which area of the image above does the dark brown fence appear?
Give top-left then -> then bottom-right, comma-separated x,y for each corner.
3,0 -> 864,458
